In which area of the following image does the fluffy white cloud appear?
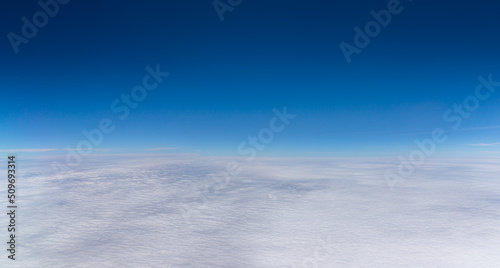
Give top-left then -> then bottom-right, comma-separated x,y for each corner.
1,155 -> 499,267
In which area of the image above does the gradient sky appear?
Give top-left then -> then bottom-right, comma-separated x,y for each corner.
1,0 -> 500,157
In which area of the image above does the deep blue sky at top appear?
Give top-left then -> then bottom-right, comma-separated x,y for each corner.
1,0 -> 500,156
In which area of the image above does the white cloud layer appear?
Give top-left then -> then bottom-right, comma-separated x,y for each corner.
0,148 -> 57,153
469,142 -> 500,146
143,147 -> 178,151
1,155 -> 499,267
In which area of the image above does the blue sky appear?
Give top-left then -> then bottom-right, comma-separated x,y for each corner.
1,0 -> 500,157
